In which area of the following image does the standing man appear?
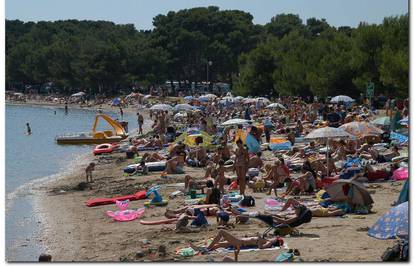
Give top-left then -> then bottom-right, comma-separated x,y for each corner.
137,112 -> 144,135
120,107 -> 124,118
26,122 -> 32,135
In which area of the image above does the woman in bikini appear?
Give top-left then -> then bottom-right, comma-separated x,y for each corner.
190,230 -> 281,261
234,139 -> 249,196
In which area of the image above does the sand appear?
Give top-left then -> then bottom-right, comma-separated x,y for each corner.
33,152 -> 403,262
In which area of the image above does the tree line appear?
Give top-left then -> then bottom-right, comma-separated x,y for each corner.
6,6 -> 408,98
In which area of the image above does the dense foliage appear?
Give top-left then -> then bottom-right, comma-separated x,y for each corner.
5,7 -> 408,98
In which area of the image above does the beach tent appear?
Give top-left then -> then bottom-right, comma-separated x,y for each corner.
325,179 -> 374,206
368,202 -> 408,240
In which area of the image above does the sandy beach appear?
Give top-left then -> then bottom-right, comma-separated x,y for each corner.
33,143 -> 403,262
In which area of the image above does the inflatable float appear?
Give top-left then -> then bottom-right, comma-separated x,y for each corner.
123,161 -> 166,174
106,207 -> 145,222
144,186 -> 168,207
93,143 -> 119,155
85,190 -> 147,207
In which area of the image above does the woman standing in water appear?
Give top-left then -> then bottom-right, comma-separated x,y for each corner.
234,139 -> 249,196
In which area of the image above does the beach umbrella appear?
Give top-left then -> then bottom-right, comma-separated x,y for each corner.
330,95 -> 355,103
371,116 -> 391,126
234,96 -> 244,101
368,202 -> 408,240
256,97 -> 270,104
149,104 -> 173,111
305,127 -> 353,140
325,179 -> 374,206
71,92 -> 85,97
398,117 -> 409,126
221,118 -> 251,126
243,98 -> 257,104
184,96 -> 193,101
305,127 -> 353,176
266,103 -> 286,110
174,103 -> 193,111
339,121 -> 383,138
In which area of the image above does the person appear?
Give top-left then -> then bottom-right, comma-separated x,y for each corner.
26,122 -> 32,135
265,160 -> 281,197
297,167 -> 316,194
248,152 -> 263,169
142,152 -> 165,162
184,175 -> 214,194
263,117 -> 273,143
190,230 -> 282,261
120,107 -> 124,118
281,198 -> 344,217
129,161 -> 148,176
85,162 -> 96,182
286,129 -> 295,146
137,112 -> 144,135
234,139 -> 249,196
215,160 -> 226,194
64,101 -> 68,114
165,152 -> 186,174
327,107 -> 341,127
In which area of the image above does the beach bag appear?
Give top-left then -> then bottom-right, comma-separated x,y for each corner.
240,196 -> 255,207
382,243 -> 401,261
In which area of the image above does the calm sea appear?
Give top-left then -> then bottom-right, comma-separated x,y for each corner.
5,104 -> 138,261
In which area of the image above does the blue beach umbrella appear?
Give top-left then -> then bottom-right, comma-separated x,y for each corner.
368,202 -> 408,240
184,96 -> 193,101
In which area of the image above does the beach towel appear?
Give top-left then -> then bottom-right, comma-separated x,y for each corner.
85,191 -> 147,207
246,133 -> 261,153
216,241 -> 288,254
269,141 -> 292,151
390,131 -> 408,145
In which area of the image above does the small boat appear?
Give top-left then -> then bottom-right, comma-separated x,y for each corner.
56,114 -> 128,145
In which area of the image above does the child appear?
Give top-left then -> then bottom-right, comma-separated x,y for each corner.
85,162 -> 95,182
215,160 -> 225,194
140,161 -> 148,175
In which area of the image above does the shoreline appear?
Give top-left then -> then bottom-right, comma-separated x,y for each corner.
6,101 -> 152,261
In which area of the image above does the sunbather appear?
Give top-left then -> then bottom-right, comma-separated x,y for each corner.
190,230 -> 282,261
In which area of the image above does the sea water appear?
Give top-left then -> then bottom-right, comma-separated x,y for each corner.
5,104 -> 140,261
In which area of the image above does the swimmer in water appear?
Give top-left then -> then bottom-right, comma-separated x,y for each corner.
26,122 -> 32,135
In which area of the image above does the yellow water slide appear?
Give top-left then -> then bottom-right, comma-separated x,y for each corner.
92,114 -> 127,138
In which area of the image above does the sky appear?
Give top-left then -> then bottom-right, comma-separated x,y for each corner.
6,0 -> 408,30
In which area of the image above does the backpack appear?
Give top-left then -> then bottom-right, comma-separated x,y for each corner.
240,196 -> 255,207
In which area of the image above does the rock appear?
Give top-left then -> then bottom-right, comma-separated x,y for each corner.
135,251 -> 145,258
